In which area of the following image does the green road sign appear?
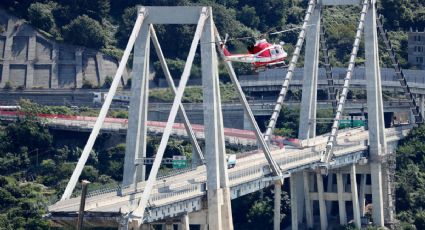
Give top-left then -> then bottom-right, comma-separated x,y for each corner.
172,156 -> 187,169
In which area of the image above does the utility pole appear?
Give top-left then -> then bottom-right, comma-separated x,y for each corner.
77,180 -> 90,230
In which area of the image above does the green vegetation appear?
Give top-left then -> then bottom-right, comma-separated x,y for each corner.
149,83 -> 239,103
3,0 -> 421,78
395,125 -> 425,229
273,106 -> 333,138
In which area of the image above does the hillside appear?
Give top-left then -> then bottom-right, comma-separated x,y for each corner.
1,0 -> 423,78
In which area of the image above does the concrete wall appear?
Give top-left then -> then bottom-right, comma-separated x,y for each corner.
0,8 -> 128,89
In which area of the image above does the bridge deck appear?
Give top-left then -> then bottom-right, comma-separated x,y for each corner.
47,125 -> 411,226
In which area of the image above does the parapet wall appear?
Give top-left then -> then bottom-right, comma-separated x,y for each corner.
0,8 -> 129,89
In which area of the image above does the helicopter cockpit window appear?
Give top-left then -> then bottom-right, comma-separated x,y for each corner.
271,49 -> 276,55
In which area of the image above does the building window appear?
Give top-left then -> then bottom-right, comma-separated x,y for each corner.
414,35 -> 423,42
417,57 -> 424,64
416,46 -> 425,52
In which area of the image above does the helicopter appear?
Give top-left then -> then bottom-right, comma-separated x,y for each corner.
221,39 -> 288,72
218,26 -> 311,72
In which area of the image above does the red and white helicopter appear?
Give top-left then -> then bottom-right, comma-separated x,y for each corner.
218,26 -> 310,72
221,39 -> 288,71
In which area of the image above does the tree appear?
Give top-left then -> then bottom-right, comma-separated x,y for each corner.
237,5 -> 260,28
62,15 -> 108,49
415,211 -> 425,230
28,2 -> 56,33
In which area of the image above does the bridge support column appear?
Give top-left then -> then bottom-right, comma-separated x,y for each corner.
303,171 -> 314,228
371,163 -> 384,225
290,175 -> 298,230
123,22 -> 150,187
365,1 -> 387,227
290,172 -> 304,230
326,173 -> 334,216
274,180 -> 282,230
350,164 -> 361,228
179,214 -> 190,230
202,11 -> 233,230
299,4 -> 321,140
336,172 -> 347,225
162,223 -> 173,230
317,173 -> 328,230
359,174 -> 366,217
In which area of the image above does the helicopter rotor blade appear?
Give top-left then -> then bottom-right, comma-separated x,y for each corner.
269,24 -> 315,35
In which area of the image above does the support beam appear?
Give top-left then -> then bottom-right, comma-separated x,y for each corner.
274,180 -> 282,230
303,171 -> 314,228
350,164 -> 361,228
61,9 -> 146,200
337,172 -> 347,225
317,173 -> 328,230
149,25 -> 204,165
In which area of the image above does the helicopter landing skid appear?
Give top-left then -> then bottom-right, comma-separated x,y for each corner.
254,62 -> 288,73
267,61 -> 288,68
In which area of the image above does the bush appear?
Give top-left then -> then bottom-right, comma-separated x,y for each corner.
62,15 -> 108,49
3,81 -> 12,90
103,76 -> 113,88
82,79 -> 96,89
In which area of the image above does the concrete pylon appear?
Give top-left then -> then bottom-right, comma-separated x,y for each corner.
201,9 -> 233,230
365,1 -> 387,227
290,172 -> 304,230
316,173 -> 328,230
303,171 -> 314,228
299,4 -> 321,140
336,172 -> 347,225
274,180 -> 282,230
123,22 -> 150,187
295,5 -> 320,230
350,164 -> 361,228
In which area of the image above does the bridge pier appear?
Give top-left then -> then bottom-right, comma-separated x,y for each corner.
179,214 -> 190,230
316,173 -> 328,230
161,223 -> 173,230
303,171 -> 314,229
336,172 -> 347,225
290,172 -> 305,230
359,173 -> 366,217
202,11 -> 233,230
365,0 -> 387,227
273,180 -> 282,230
350,164 -> 361,228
